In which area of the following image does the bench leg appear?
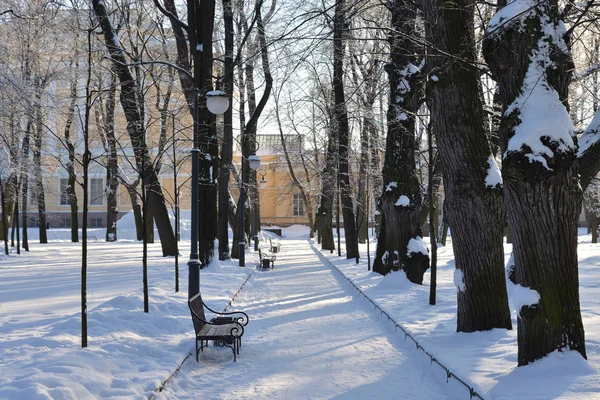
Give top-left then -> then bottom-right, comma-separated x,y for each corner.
196,340 -> 199,362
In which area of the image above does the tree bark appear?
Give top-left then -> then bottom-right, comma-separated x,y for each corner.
64,63 -> 79,243
319,119 -> 337,252
333,0 -> 358,260
0,180 -> 8,255
218,0 -> 234,260
33,92 -> 47,244
484,0 -> 585,364
20,120 -> 32,252
98,70 -> 119,242
423,0 -> 512,331
373,0 -> 428,282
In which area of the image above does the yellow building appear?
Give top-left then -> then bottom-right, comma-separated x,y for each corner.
233,134 -> 319,228
32,129 -> 318,230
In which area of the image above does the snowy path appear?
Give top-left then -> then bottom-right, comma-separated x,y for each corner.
157,239 -> 457,400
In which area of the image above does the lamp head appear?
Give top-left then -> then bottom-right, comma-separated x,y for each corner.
206,90 -> 229,115
248,155 -> 261,170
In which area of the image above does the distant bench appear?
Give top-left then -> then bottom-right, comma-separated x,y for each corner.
258,247 -> 276,270
188,293 -> 249,362
269,238 -> 281,253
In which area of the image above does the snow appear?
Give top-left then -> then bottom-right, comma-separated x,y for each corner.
487,0 -> 536,31
430,75 -> 439,82
0,239 -> 252,399
323,229 -> 600,399
485,155 -> 503,188
578,108 -> 600,157
395,195 -> 410,206
509,283 -> 541,314
407,236 -> 428,257
156,240 -> 455,400
206,90 -> 226,97
385,181 -> 397,192
396,63 -> 420,95
490,5 -> 576,168
397,112 -> 408,121
453,268 -> 466,292
3,220 -> 600,399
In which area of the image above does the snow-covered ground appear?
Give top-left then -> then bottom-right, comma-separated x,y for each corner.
155,238 -> 460,399
0,238 -> 253,399
1,219 -> 599,399
323,228 -> 600,400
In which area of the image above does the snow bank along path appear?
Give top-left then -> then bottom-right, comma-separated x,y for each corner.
157,239 -> 461,399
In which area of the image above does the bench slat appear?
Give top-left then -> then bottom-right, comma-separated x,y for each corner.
198,323 -> 240,338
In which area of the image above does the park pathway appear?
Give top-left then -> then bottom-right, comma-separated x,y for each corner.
156,239 -> 458,400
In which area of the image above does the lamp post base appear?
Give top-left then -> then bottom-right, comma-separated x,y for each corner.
238,241 -> 245,267
188,258 -> 200,299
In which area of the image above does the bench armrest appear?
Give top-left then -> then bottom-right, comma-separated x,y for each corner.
202,301 -> 250,326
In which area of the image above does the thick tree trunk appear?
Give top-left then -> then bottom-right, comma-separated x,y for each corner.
93,0 -> 176,256
20,121 -> 32,252
484,0 -> 585,364
64,64 -> 79,243
356,116 -> 370,244
333,0 -> 358,260
217,0 -> 234,260
319,132 -> 337,252
423,0 -> 511,330
103,72 -> 119,242
1,180 -> 8,255
34,100 -> 47,243
373,0 -> 428,282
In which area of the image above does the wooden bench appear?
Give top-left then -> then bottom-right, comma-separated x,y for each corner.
258,247 -> 276,270
188,293 -> 249,362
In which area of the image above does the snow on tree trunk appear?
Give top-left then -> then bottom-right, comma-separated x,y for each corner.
483,0 -> 585,364
373,0 -> 428,282
423,0 -> 512,331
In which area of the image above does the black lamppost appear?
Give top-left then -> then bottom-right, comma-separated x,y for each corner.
253,169 -> 267,251
188,88 -> 229,299
239,152 -> 261,266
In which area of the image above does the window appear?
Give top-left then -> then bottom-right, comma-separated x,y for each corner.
293,193 -> 304,216
90,178 -> 104,206
60,178 -> 70,205
90,217 -> 102,228
59,217 -> 71,228
28,218 -> 40,228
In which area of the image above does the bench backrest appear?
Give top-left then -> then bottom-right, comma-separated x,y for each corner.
188,293 -> 207,334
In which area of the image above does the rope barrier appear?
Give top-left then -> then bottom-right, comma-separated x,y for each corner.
312,241 -> 486,400
148,353 -> 191,400
147,267 -> 256,399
